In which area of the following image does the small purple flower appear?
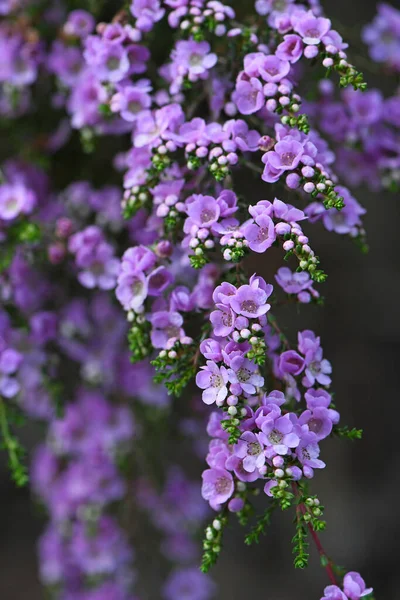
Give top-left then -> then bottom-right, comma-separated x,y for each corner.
229,280 -> 272,318
343,572 -> 373,600
134,103 -> 184,147
116,270 -> 148,311
171,40 -> 217,78
64,10 -> 95,38
150,310 -> 184,349
243,212 -> 276,253
0,182 -> 36,221
131,0 -> 165,32
258,412 -> 300,456
259,55 -> 291,82
275,267 -> 313,295
210,303 -> 236,337
278,350 -> 305,376
201,467 -> 234,509
294,14 -> 332,45
200,339 -> 223,362
147,266 -> 174,296
276,34 -> 304,63
227,354 -> 264,395
111,83 -> 152,122
296,431 -> 326,472
196,361 -> 229,405
233,77 -> 265,115
235,431 -> 266,472
163,567 -> 215,600
186,194 -> 220,227
0,347 -> 23,374
267,138 -> 304,171
299,407 -> 333,441
321,586 -> 348,600
302,340 -> 332,388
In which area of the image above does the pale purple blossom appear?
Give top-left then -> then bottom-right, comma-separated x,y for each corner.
196,360 -> 229,405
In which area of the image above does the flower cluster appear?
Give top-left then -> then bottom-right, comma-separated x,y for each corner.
32,390 -> 137,599
0,0 -> 387,598
363,3 -> 400,73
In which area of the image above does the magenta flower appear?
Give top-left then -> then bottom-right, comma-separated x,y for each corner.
196,360 -> 229,405
201,467 -> 234,509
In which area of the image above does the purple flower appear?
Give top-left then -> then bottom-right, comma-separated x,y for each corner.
321,586 -> 348,600
302,343 -> 332,388
227,354 -> 264,395
120,245 -> 156,274
229,280 -> 272,318
64,10 -> 95,38
259,55 -> 291,82
116,270 -> 148,311
210,303 -> 236,337
279,350 -> 305,376
276,34 -> 304,63
243,212 -> 276,253
235,431 -> 266,472
233,77 -> 265,115
201,467 -> 234,509
150,310 -> 184,348
163,567 -> 215,600
131,0 -> 165,32
275,267 -> 313,294
200,339 -> 223,362
299,407 -> 333,440
134,103 -> 184,147
147,266 -> 174,296
0,347 -> 23,373
343,572 -> 373,599
296,431 -> 326,472
111,83 -> 152,122
171,40 -> 217,78
258,412 -> 300,456
196,360 -> 229,405
321,186 -> 366,235
186,194 -> 220,227
0,182 -> 36,221
294,14 -> 332,45
268,138 -> 304,171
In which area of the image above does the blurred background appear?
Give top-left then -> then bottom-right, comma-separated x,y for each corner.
0,0 -> 399,598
